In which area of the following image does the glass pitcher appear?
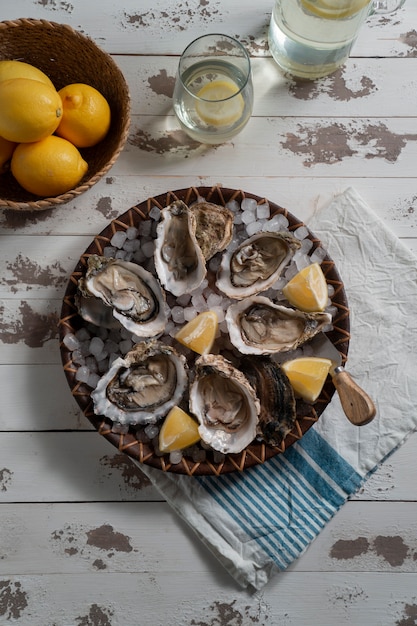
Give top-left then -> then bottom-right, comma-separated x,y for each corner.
268,0 -> 406,79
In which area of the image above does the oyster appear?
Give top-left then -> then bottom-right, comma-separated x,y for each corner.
91,340 -> 188,425
154,200 -> 206,297
191,201 -> 234,260
189,354 -> 260,454
226,295 -> 332,354
241,356 -> 296,447
78,255 -> 167,337
216,231 -> 301,299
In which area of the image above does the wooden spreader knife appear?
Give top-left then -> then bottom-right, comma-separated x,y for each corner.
309,333 -> 376,426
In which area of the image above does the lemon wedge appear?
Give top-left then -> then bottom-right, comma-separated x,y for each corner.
281,357 -> 332,403
175,310 -> 218,355
195,79 -> 244,127
282,262 -> 328,312
301,0 -> 371,19
159,406 -> 201,453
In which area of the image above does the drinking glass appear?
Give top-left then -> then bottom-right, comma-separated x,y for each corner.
173,34 -> 254,144
268,0 -> 406,79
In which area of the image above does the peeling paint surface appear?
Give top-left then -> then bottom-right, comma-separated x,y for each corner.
99,453 -> 152,490
147,69 -> 176,98
281,121 -> 417,167
0,580 -> 28,620
399,30 -> 417,57
3,255 -> 68,293
86,524 -> 133,553
190,598 -> 270,625
121,0 -> 222,34
0,469 -> 13,492
51,522 -> 137,568
129,127 -> 203,154
0,301 -> 58,347
289,68 -> 377,101
75,604 -> 113,626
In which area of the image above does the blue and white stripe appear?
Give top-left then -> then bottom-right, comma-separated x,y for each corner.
198,428 -> 363,570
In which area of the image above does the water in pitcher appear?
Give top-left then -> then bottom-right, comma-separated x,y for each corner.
268,0 -> 373,79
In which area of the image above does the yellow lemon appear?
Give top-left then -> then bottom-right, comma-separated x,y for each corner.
159,406 -> 201,453
0,136 -> 17,174
281,357 -> 332,403
0,60 -> 55,89
301,0 -> 371,19
11,136 -> 88,197
282,262 -> 328,312
0,78 -> 62,143
175,310 -> 218,355
195,79 -> 244,127
56,83 -> 111,148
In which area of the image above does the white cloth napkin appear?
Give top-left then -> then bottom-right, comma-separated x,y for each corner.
136,188 -> 417,590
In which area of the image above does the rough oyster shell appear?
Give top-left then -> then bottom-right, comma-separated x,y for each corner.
191,201 -> 234,260
91,340 -> 188,425
226,295 -> 332,354
154,200 -> 207,297
189,354 -> 260,454
241,356 -> 296,447
78,255 -> 167,337
216,231 -> 301,299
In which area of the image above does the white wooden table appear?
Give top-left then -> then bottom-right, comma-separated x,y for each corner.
1,1 -> 417,624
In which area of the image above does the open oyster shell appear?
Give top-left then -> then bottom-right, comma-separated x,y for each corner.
226,295 -> 332,354
216,231 -> 301,299
190,201 -> 234,260
189,354 -> 260,454
154,200 -> 207,297
241,356 -> 296,447
78,255 -> 167,337
91,340 -> 188,425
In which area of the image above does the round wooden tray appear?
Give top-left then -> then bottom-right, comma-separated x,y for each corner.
59,186 -> 350,476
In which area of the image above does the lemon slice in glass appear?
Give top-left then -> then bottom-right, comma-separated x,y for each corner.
159,406 -> 201,453
195,79 -> 244,127
281,357 -> 332,403
301,0 -> 371,19
175,310 -> 218,355
282,262 -> 328,312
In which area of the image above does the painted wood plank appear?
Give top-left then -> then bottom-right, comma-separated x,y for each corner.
1,177 -> 416,239
0,364 -> 87,430
77,56 -> 416,118
2,0 -> 414,57
0,571 -> 416,625
0,431 -> 416,502
0,501 -> 416,577
0,432 -> 160,503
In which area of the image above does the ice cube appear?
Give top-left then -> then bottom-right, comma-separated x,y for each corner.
256,202 -> 270,220
110,230 -> 127,249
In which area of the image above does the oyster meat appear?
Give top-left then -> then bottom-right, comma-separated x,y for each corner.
189,354 -> 260,454
216,231 -> 301,299
154,200 -> 206,297
241,356 -> 296,447
78,255 -> 167,337
226,295 -> 332,354
91,340 -> 188,425
191,201 -> 234,260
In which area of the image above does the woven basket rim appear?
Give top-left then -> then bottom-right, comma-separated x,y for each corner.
0,17 -> 131,211
59,186 -> 350,476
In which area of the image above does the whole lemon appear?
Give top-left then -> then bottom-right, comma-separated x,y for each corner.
0,136 -> 17,174
56,83 -> 111,148
0,78 -> 62,143
0,60 -> 55,89
11,135 -> 88,197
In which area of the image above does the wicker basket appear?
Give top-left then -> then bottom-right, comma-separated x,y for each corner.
59,186 -> 350,476
0,18 -> 130,211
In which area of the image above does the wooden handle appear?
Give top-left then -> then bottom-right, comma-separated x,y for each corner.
332,369 -> 376,426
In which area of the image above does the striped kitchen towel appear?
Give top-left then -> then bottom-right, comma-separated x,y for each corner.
137,188 -> 417,590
